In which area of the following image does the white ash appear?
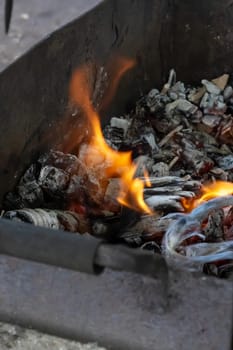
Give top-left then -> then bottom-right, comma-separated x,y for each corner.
201,79 -> 221,95
110,116 -> 131,136
3,208 -> 88,233
216,155 -> 233,170
223,85 -> 233,100
3,69 -> 233,278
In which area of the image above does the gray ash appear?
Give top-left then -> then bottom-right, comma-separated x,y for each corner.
3,69 -> 233,278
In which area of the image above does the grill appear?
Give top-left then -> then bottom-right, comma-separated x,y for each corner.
0,1 -> 232,349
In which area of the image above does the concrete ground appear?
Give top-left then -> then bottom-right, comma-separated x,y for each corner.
0,1 -> 106,349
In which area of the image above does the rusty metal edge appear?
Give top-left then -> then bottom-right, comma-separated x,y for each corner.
0,253 -> 231,350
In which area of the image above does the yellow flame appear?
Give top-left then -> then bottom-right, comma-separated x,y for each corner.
143,169 -> 152,188
69,58 -> 152,214
182,180 -> 233,212
198,181 -> 233,203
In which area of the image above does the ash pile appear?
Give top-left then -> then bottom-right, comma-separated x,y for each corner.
3,69 -> 233,278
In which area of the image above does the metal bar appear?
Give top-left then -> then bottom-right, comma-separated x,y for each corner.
0,254 -> 231,350
4,0 -> 13,33
95,243 -> 168,282
0,217 -> 168,283
0,218 -> 102,274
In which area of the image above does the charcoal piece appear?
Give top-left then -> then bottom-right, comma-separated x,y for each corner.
152,149 -> 177,164
141,127 -> 159,153
144,186 -> 195,199
110,117 -> 131,136
17,180 -> 44,207
151,162 -> 169,177
223,85 -> 233,100
91,214 -> 123,238
161,68 -> 176,94
134,214 -> 176,240
126,110 -> 158,152
38,150 -> 80,175
216,155 -> 233,170
224,224 -> 233,241
187,130 -> 218,147
158,125 -> 183,148
223,206 -> 233,241
201,79 -> 221,95
165,99 -> 198,117
199,90 -> 226,116
103,124 -> 124,150
203,263 -> 219,277
56,211 -> 90,233
143,175 -> 201,191
3,192 -> 25,210
217,117 -> 233,145
38,166 -> 70,197
4,161 -> 44,209
200,92 -> 220,109
201,114 -> 221,132
203,209 -> 224,241
146,88 -> 167,113
19,163 -> 40,185
209,167 -> 228,181
65,174 -> 87,202
168,156 -> 180,171
191,110 -> 203,123
204,101 -> 226,115
134,156 -> 154,177
121,140 -> 153,158
169,169 -> 186,177
182,180 -> 202,192
217,263 -> 233,278
204,262 -> 233,279
144,185 -> 182,195
168,81 -> 186,101
118,231 -> 143,246
92,220 -> 110,236
181,139 -> 214,175
4,208 -> 60,229
103,179 -> 121,213
188,87 -> 205,104
150,114 -> 181,134
3,208 -> 89,233
145,195 -> 184,212
224,206 -> 233,226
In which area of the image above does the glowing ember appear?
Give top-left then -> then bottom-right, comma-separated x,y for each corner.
69,58 -> 152,214
182,180 -> 233,212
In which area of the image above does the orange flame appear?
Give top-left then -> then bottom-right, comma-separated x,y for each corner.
143,169 -> 152,188
182,180 -> 233,212
69,58 -> 152,214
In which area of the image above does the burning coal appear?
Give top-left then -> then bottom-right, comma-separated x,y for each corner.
69,58 -> 152,214
3,64 -> 233,279
182,180 -> 233,211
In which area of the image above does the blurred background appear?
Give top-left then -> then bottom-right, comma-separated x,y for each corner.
0,0 -> 101,71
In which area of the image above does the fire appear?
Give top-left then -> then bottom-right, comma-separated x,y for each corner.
182,180 -> 233,212
69,58 -> 152,214
200,181 -> 233,202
